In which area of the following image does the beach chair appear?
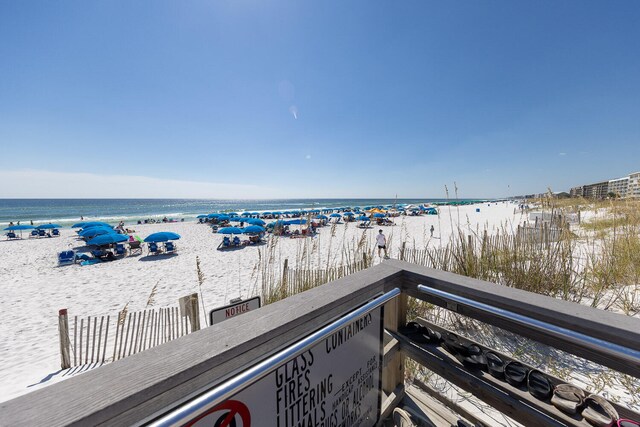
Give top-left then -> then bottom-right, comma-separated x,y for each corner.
38,229 -> 46,237
52,229 -> 60,237
165,241 -> 176,253
5,232 -> 17,240
114,244 -> 126,257
29,230 -> 39,238
148,242 -> 162,255
58,250 -> 76,266
128,240 -> 143,255
223,236 -> 231,246
232,236 -> 241,246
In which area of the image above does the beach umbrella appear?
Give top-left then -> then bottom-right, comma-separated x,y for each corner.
79,226 -> 114,237
144,232 -> 181,243
87,233 -> 129,246
217,227 -> 244,235
266,220 -> 287,228
226,212 -> 238,216
243,225 -> 265,234
79,221 -> 112,229
79,227 -> 116,238
196,214 -> 208,219
287,219 -> 307,225
357,216 -> 370,221
329,213 -> 341,218
229,217 -> 245,222
207,213 -> 220,218
4,224 -> 35,231
217,215 -> 231,222
241,212 -> 252,217
373,213 -> 386,218
271,211 -> 282,215
262,211 -> 272,216
246,218 -> 266,226
71,222 -> 88,228
36,223 -> 62,229
343,212 -> 354,216
315,214 -> 328,220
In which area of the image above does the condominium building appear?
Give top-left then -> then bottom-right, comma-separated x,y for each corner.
629,172 -> 640,198
570,186 -> 584,197
608,177 -> 629,198
582,181 -> 609,199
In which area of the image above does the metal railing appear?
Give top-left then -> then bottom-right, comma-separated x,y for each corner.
147,287 -> 401,427
417,284 -> 640,378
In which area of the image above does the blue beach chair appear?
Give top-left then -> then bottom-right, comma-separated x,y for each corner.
30,230 -> 39,238
165,241 -> 176,253
115,244 -> 126,257
52,229 -> 60,237
58,250 -> 76,266
148,242 -> 162,255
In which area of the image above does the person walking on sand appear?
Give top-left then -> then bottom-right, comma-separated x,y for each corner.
376,229 -> 388,258
430,225 -> 434,237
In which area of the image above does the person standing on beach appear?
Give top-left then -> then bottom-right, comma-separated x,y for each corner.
376,229 -> 388,258
430,225 -> 434,237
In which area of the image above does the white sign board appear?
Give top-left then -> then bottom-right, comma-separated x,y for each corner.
209,297 -> 261,325
186,306 -> 383,427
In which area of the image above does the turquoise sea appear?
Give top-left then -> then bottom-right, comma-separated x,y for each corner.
0,198 -> 482,226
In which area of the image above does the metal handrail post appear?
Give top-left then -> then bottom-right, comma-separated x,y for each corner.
148,287 -> 401,427
417,284 -> 640,368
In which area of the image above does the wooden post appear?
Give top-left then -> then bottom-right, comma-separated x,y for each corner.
188,293 -> 201,332
58,309 -> 71,369
282,258 -> 289,296
382,292 -> 407,395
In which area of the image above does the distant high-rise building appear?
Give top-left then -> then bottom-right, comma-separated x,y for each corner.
628,172 -> 640,198
582,181 -> 609,199
608,177 -> 629,198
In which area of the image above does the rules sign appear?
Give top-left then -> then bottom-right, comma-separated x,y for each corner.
187,307 -> 383,427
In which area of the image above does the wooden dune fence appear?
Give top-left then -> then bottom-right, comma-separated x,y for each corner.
279,257 -> 372,296
58,294 -> 200,369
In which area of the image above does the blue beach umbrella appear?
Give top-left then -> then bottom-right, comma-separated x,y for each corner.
217,215 -> 231,222
79,227 -> 116,238
71,222 -> 87,228
243,225 -> 266,234
330,213 -> 341,218
88,233 -> 129,246
287,219 -> 307,225
4,224 -> 35,231
343,212 -> 354,216
373,213 -> 386,218
271,211 -> 282,215
266,220 -> 287,228
207,213 -> 220,218
246,218 -> 266,226
80,221 -> 112,229
315,214 -> 328,220
226,212 -> 239,216
144,232 -> 181,243
217,227 -> 244,235
36,223 -> 62,229
196,214 -> 208,219
229,217 -> 245,222
357,216 -> 370,221
262,211 -> 272,216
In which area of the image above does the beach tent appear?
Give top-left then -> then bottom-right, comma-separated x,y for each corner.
144,232 -> 181,242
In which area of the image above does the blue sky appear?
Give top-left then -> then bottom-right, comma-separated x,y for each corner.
1,1 -> 639,198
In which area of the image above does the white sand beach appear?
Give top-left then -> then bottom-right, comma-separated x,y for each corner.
0,202 -> 524,402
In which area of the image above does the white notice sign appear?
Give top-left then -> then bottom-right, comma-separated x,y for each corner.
185,306 -> 383,427
209,297 -> 262,325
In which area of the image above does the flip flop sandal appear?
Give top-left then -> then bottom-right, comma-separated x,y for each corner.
527,369 -> 552,400
392,407 -> 416,427
459,344 -> 487,370
398,322 -> 431,344
582,394 -> 619,427
424,327 -> 443,344
504,361 -> 529,388
485,351 -> 505,379
398,321 -> 421,335
551,384 -> 585,415
444,332 -> 468,356
618,420 -> 640,427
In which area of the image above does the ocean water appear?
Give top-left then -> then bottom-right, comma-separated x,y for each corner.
0,198 -> 469,226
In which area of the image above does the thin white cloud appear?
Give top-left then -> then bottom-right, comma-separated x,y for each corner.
0,169 -> 284,199
558,152 -> 567,156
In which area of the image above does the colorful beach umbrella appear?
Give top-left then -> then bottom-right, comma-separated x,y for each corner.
87,233 -> 129,246
144,232 -> 181,243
